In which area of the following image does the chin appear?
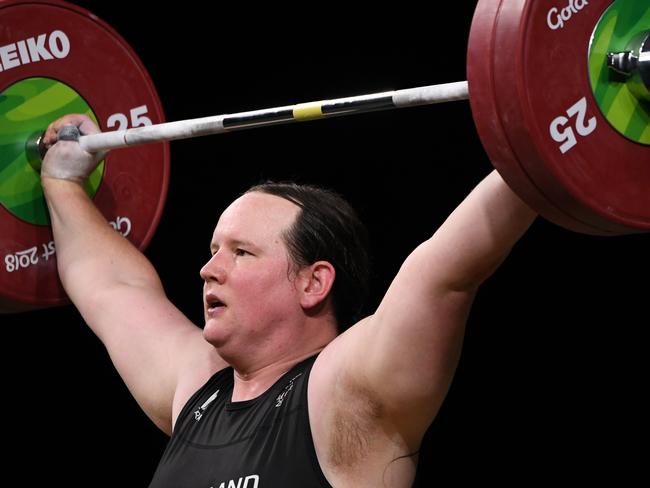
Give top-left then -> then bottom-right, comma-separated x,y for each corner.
202,319 -> 228,347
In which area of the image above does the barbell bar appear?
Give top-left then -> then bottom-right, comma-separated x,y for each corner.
38,81 -> 471,154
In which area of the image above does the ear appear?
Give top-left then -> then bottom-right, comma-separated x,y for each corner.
296,261 -> 336,310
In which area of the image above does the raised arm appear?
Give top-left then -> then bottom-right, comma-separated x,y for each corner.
326,170 -> 537,445
41,115 -> 224,433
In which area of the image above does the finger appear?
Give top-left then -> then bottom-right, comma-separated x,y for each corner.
42,114 -> 97,145
77,116 -> 102,136
42,115 -> 72,146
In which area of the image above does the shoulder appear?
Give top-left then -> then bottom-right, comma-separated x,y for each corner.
309,315 -> 375,389
172,346 -> 230,429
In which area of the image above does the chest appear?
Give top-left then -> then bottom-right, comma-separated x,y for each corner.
149,370 -> 330,488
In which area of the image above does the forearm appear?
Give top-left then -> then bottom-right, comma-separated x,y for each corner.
423,169 -> 537,290
42,177 -> 163,302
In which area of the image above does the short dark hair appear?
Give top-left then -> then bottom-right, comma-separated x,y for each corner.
245,182 -> 370,333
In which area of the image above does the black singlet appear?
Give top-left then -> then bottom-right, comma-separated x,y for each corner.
148,354 -> 332,488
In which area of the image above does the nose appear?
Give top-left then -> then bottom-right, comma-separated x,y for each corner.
200,252 -> 227,284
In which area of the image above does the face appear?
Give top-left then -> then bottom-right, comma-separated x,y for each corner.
200,192 -> 303,352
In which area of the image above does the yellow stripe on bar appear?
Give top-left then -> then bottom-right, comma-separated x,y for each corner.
293,101 -> 324,121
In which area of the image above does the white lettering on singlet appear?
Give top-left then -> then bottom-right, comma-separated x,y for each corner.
211,474 -> 260,488
0,30 -> 70,72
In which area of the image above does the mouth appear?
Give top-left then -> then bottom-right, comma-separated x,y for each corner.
205,294 -> 226,315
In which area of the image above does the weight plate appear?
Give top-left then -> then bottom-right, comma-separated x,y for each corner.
469,0 -> 650,235
0,0 -> 170,312
468,0 -> 599,236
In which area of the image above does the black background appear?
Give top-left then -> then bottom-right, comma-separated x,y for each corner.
3,1 -> 649,486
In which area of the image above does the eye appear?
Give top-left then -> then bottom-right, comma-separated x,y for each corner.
234,248 -> 251,257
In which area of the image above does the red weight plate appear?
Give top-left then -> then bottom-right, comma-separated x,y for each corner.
468,0 -> 607,234
494,0 -> 641,234
469,0 -> 650,235
0,0 -> 170,312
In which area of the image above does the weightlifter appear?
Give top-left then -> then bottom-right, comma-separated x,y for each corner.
41,113 -> 537,487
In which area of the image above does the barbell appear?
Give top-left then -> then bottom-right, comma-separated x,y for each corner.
1,0 -> 649,312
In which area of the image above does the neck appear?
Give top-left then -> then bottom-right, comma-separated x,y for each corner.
206,308 -> 338,401
225,315 -> 337,401
230,346 -> 326,402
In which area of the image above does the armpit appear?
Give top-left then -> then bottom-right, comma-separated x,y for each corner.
328,381 -> 384,468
